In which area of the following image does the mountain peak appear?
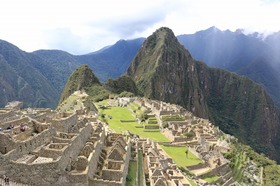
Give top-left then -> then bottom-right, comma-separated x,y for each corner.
59,64 -> 100,104
127,27 -> 197,112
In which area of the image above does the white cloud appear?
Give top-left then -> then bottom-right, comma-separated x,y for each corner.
0,0 -> 279,54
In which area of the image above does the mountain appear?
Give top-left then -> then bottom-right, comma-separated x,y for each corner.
127,27 -> 280,162
104,75 -> 141,96
75,38 -> 145,82
0,38 -> 143,108
2,28 -> 280,109
177,27 -> 280,107
59,64 -> 101,104
31,50 -> 80,91
0,40 -> 59,108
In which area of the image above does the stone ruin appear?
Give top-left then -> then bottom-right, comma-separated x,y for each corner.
138,139 -> 191,186
0,104 -> 131,186
0,98 -> 261,186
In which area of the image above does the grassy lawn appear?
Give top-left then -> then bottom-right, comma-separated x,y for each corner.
96,101 -> 169,142
161,146 -> 202,168
203,175 -> 219,183
126,160 -> 137,186
138,150 -> 144,186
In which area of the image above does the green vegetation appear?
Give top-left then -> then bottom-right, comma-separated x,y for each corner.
160,146 -> 202,168
85,84 -> 109,102
224,142 -> 280,185
126,161 -> 137,186
119,91 -> 135,97
127,26 -> 280,164
95,101 -> 169,142
263,165 -> 280,185
187,178 -> 197,186
59,64 -> 101,104
183,131 -> 195,139
202,175 -> 219,183
57,93 -> 83,112
138,150 -> 144,186
105,75 -> 141,96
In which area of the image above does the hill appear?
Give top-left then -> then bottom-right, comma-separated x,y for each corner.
127,27 -> 280,162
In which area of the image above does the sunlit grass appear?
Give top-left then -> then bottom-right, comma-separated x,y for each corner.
203,175 -> 219,183
95,100 -> 169,142
161,146 -> 202,168
126,161 -> 137,186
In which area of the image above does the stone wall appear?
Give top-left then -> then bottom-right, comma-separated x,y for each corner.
102,170 -> 123,181
163,129 -> 175,141
188,147 -> 202,160
122,139 -> 131,186
186,163 -> 208,171
1,127 -> 56,161
29,111 -> 55,122
0,117 -> 29,131
199,163 -> 230,178
0,109 -> 15,122
0,133 -> 16,154
50,113 -> 77,133
90,179 -> 123,186
87,130 -> 105,179
6,124 -> 92,185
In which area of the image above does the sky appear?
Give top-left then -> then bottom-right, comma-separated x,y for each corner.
0,0 -> 280,55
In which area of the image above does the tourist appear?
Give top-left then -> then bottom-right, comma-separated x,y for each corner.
20,123 -> 27,132
4,175 -> 9,185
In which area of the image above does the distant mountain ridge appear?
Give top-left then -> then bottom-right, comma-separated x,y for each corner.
75,38 -> 145,82
1,27 -> 280,109
0,38 -> 144,108
0,40 -> 59,108
127,27 -> 280,162
177,27 -> 280,106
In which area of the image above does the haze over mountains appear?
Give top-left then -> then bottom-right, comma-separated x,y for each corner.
0,26 -> 280,109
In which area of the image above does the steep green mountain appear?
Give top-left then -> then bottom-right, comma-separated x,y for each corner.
177,27 -> 280,107
127,27 -> 280,162
59,64 -> 101,104
105,75 -> 141,96
0,40 -> 59,108
75,38 -> 145,82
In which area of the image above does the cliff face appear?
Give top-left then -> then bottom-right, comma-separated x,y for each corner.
127,28 -> 209,118
127,27 -> 280,161
59,64 -> 100,104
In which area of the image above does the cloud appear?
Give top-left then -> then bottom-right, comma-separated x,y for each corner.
0,0 -> 280,54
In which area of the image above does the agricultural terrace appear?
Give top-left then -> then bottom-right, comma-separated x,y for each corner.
95,100 -> 169,142
95,99 -> 203,177
161,145 -> 202,167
